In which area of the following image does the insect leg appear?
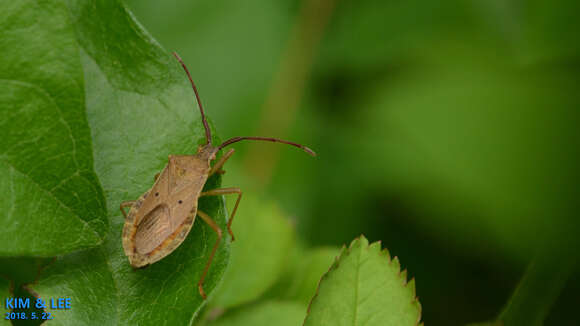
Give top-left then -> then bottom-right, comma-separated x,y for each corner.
199,188 -> 242,241
154,172 -> 160,181
120,201 -> 136,219
208,149 -> 235,176
196,209 -> 223,300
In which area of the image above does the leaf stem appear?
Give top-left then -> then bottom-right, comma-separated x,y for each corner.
498,251 -> 575,326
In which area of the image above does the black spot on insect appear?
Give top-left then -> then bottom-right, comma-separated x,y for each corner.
178,200 -> 183,204
155,192 -> 159,197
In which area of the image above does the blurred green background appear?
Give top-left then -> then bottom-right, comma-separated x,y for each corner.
126,0 -> 579,325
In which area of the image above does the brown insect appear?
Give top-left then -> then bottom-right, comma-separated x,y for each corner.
120,52 -> 315,299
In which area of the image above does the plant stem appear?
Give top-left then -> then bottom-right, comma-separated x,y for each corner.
242,0 -> 336,187
498,251 -> 575,326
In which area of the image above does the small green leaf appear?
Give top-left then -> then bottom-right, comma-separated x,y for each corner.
282,247 -> 341,304
210,193 -> 294,308
0,0 -> 107,256
266,246 -> 341,305
212,301 -> 307,326
304,236 -> 422,326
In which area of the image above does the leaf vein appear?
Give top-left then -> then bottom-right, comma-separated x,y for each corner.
2,161 -> 100,241
353,245 -> 361,326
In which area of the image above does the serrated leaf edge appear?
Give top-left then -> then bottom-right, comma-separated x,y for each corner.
303,235 -> 423,326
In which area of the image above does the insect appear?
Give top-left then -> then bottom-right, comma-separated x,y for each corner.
120,52 -> 315,299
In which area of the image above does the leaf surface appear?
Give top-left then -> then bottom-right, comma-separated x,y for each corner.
0,0 -> 107,256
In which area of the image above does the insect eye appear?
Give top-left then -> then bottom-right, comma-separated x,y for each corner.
178,200 -> 183,204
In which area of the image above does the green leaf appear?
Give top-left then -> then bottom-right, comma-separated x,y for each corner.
304,236 -> 422,326
211,301 -> 307,326
266,246 -> 341,305
23,0 -> 229,325
210,193 -> 294,308
0,0 -> 108,256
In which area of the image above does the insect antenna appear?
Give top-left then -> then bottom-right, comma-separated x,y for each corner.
172,52 -> 212,145
218,136 -> 316,156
